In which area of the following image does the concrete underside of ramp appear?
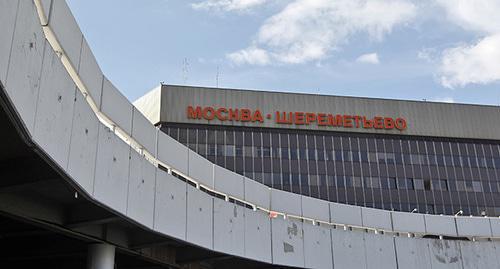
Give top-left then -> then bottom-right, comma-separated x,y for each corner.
0,83 -> 289,269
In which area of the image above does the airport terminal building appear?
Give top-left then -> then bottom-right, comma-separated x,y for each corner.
136,84 -> 500,217
5,1 -> 500,268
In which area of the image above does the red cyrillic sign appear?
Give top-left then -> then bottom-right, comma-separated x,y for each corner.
187,106 -> 407,131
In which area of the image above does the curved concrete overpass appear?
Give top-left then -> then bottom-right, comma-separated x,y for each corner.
1,1 -> 500,268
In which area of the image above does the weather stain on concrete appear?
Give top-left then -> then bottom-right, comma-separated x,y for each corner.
287,223 -> 298,236
283,242 -> 294,253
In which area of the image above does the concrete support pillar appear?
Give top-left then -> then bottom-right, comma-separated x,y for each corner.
87,243 -> 116,269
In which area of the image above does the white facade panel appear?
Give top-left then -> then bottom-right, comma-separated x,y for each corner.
131,108 -> 157,156
494,241 -> 500,265
331,228 -> 367,269
271,189 -> 301,216
133,86 -> 161,125
455,216 -> 492,238
5,0 -> 46,134
188,150 -> 214,188
330,203 -> 363,227
101,78 -> 133,134
364,233 -> 397,269
490,218 -> 500,237
127,151 -> 156,229
77,38 -> 103,108
157,131 -> 188,175
67,89 -> 99,194
33,42 -> 76,169
0,0 -> 18,83
244,178 -> 270,209
244,208 -> 272,263
153,170 -> 187,240
48,0 -> 82,69
94,124 -> 131,214
459,241 -> 499,269
213,199 -> 245,257
214,166 -> 244,199
394,237 -> 432,269
271,217 -> 304,268
301,196 -> 330,223
428,240 -> 463,269
391,211 -> 426,234
186,185 -> 213,250
361,207 -> 393,231
303,224 -> 333,269
424,214 -> 458,237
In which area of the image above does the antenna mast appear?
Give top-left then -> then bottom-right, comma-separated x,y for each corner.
182,58 -> 189,85
216,66 -> 220,88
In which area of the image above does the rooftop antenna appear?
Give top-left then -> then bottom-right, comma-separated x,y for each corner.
182,58 -> 189,85
216,65 -> 220,88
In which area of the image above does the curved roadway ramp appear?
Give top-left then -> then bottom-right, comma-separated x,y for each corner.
1,1 -> 500,268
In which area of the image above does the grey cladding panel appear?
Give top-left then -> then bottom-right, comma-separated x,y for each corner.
424,214 -> 457,237
244,178 -> 270,209
330,203 -> 362,227
271,218 -> 304,268
394,237 -> 432,269
455,216 -> 492,238
213,199 -> 245,257
214,166 -> 244,199
127,151 -> 156,229
154,170 -> 187,240
94,124 -> 131,214
78,38 -> 103,108
67,90 -> 99,194
0,0 -> 18,83
364,233 -> 397,269
271,189 -> 301,216
157,131 -> 188,174
131,108 -> 157,156
186,185 -> 213,250
301,196 -> 330,222
48,0 -> 82,68
188,150 -> 214,188
244,209 -> 272,263
33,42 -> 76,169
101,78 -> 133,134
331,228 -> 366,269
459,241 -> 499,269
303,224 -> 333,269
5,0 -> 46,134
428,240 -> 463,269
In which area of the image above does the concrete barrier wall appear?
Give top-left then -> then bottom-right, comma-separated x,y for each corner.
2,1 -> 500,268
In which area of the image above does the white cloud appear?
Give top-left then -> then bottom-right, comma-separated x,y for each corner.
436,0 -> 500,34
356,53 -> 380,64
191,0 -> 269,12
440,34 -> 500,88
417,48 -> 438,63
432,0 -> 500,88
227,46 -> 271,65
227,0 -> 416,65
434,0 -> 500,88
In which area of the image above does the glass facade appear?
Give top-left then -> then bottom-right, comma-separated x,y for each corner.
161,123 -> 500,217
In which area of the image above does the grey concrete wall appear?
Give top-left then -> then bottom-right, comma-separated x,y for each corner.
148,84 -> 500,140
2,1 -> 500,269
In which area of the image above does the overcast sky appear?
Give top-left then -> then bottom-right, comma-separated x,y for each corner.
67,0 -> 500,105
